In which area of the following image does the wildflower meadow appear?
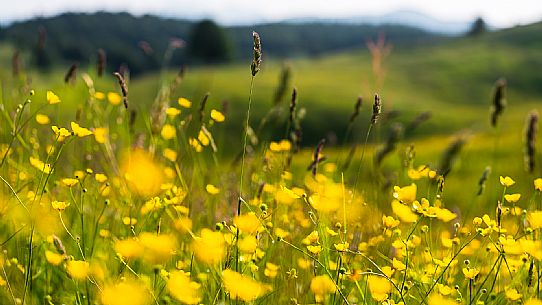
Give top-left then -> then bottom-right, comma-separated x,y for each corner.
0,29 -> 541,305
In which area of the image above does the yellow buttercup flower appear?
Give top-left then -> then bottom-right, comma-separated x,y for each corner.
222,269 -> 270,301
391,200 -> 418,223
36,113 -> 50,125
61,178 -> 79,187
393,183 -> 417,204
178,97 -> 192,108
51,201 -> 69,211
234,212 -> 261,234
71,122 -> 93,137
166,107 -> 181,118
535,178 -> 542,191
210,109 -> 225,122
30,156 -> 52,174
161,124 -> 177,140
462,267 -> 479,280
192,229 -> 225,265
163,148 -> 178,162
206,184 -> 220,195
505,288 -> 522,301
167,271 -> 201,304
500,176 -> 515,187
528,211 -> 542,229
47,91 -> 60,104
367,275 -> 392,301
45,250 -> 64,266
93,127 -> 108,144
95,173 -> 108,183
504,193 -> 521,203
310,275 -> 336,303
101,279 -> 150,305
66,260 -> 89,280
107,92 -> 122,105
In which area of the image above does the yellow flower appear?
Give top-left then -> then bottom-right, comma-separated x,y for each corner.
51,201 -> 69,211
61,178 -> 79,187
525,299 -> 542,305
101,279 -> 150,305
222,269 -> 270,302
163,148 -> 178,162
120,149 -> 163,198
393,183 -> 417,204
334,242 -> 349,252
206,184 -> 220,195
435,207 -> 457,222
462,267 -> 479,280
500,176 -> 515,187
178,97 -> 192,108
310,275 -> 336,303
95,173 -> 108,183
528,211 -> 542,229
139,232 -> 176,264
269,140 -> 292,152
94,91 -> 105,100
393,258 -> 406,271
107,92 -> 122,105
47,90 -> 60,104
161,124 -> 177,140
192,229 -> 225,265
167,271 -> 201,304
93,127 -> 108,144
391,200 -> 418,223
367,275 -> 392,302
210,109 -> 225,122
504,193 -> 521,203
115,238 -> 143,260
234,212 -> 261,234
264,263 -> 279,278
197,129 -> 209,146
36,113 -> 50,125
535,178 -> 542,191
428,293 -> 457,305
71,122 -> 93,137
307,245 -> 322,255
66,260 -> 89,280
45,250 -> 64,266
238,235 -> 258,253
166,107 -> 181,118
382,215 -> 400,229
505,288 -> 522,301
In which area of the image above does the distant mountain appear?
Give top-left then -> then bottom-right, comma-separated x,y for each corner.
0,12 -> 443,75
285,10 -> 473,35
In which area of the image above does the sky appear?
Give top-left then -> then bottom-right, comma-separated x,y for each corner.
1,0 -> 541,28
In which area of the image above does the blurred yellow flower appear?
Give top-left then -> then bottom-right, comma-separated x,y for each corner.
310,275 -> 336,303
45,250 -> 64,266
115,238 -> 143,260
51,201 -> 69,211
210,109 -> 225,122
222,269 -> 270,302
234,212 -> 261,234
391,200 -> 418,223
101,279 -> 150,305
47,90 -> 60,104
94,91 -> 105,100
71,122 -> 93,137
505,288 -> 522,301
367,275 -> 391,301
93,127 -> 108,144
535,178 -> 542,191
36,113 -> 50,125
107,92 -> 122,105
167,270 -> 201,304
197,129 -> 209,146
121,149 -> 163,198
163,148 -> 178,162
139,232 -> 176,264
428,293 -> 457,305
166,107 -> 181,118
95,173 -> 108,183
528,211 -> 542,229
462,267 -> 479,280
192,229 -> 225,265
264,263 -> 279,278
178,97 -> 192,108
30,156 -> 52,174
504,193 -> 521,203
206,184 -> 220,195
500,176 -> 515,187
393,184 -> 417,204
525,299 -> 542,305
66,260 -> 89,280
161,124 -> 176,140
61,178 -> 79,187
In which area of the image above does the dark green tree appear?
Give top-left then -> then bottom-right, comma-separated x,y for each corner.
467,17 -> 487,37
188,20 -> 231,63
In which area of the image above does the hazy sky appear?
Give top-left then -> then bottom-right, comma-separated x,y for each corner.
2,0 -> 541,27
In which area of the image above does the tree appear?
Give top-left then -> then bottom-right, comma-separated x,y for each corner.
467,17 -> 487,37
188,20 -> 231,63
